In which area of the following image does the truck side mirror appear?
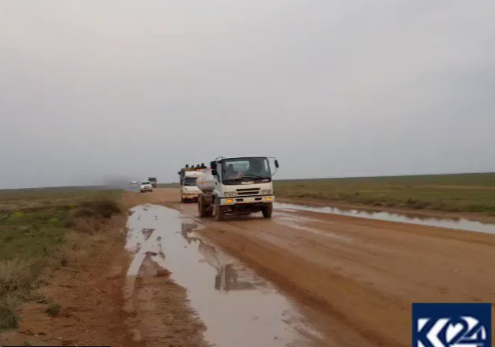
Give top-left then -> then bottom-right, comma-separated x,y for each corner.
210,161 -> 217,170
212,169 -> 218,176
275,160 -> 279,168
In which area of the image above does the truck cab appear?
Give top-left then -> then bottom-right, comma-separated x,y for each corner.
181,170 -> 203,202
198,156 -> 279,220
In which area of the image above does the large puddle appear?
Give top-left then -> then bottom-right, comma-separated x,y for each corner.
275,202 -> 495,234
126,204 -> 322,347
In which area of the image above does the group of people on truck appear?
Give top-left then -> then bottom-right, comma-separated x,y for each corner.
178,163 -> 207,186
183,163 -> 207,171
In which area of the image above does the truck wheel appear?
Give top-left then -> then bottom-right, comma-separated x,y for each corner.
215,204 -> 225,221
206,206 -> 214,217
262,204 -> 273,218
198,197 -> 207,218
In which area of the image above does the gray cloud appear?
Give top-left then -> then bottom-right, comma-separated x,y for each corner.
1,0 -> 494,188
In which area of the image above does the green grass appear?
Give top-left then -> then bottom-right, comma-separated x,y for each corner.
0,187 -> 122,329
274,173 -> 495,215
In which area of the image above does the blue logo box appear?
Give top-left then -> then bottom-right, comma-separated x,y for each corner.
413,303 -> 491,347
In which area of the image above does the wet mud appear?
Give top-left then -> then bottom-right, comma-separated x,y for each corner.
125,204 -> 323,347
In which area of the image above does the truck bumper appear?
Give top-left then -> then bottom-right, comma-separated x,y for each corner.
219,196 -> 275,206
182,194 -> 199,200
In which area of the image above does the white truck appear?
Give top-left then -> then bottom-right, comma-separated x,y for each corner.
196,156 -> 279,221
180,170 -> 204,202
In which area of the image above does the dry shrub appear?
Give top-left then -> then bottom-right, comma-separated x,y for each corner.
45,302 -> 61,317
0,259 -> 35,329
48,231 -> 90,269
71,217 -> 103,234
67,198 -> 120,232
80,199 -> 121,219
0,259 -> 34,298
70,207 -> 94,219
0,294 -> 21,329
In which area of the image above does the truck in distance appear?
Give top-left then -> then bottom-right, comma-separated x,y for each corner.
180,170 -> 204,203
196,156 -> 279,221
148,177 -> 158,188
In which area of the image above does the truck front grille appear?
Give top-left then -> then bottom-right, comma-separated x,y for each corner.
236,188 -> 260,196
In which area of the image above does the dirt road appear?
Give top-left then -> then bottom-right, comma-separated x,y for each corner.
11,188 -> 492,346
125,188 -> 495,347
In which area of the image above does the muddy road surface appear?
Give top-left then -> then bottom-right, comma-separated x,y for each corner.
123,189 -> 495,347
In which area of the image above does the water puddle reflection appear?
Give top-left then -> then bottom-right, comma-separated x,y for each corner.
126,204 -> 322,347
275,203 -> 495,234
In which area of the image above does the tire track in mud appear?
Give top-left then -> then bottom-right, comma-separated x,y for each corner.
124,206 -> 207,347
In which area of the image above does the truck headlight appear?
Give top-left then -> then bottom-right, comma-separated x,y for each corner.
260,189 -> 272,195
224,191 -> 237,197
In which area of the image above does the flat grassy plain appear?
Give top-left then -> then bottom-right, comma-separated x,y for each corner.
274,173 -> 495,215
0,186 -> 118,212
0,187 -> 121,330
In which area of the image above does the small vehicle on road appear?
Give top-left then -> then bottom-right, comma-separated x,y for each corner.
140,181 -> 153,193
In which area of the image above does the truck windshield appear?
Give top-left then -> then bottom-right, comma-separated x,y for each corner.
184,177 -> 198,186
221,157 -> 271,181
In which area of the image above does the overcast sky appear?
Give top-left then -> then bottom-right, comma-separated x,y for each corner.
1,0 -> 494,188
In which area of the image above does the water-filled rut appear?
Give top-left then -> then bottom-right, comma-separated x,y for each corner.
125,204 -> 323,347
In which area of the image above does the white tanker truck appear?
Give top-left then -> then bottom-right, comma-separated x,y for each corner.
196,156 -> 279,221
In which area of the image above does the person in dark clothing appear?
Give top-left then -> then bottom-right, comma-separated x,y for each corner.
200,163 -> 207,169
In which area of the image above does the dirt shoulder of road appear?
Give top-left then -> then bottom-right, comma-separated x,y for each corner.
0,215 -> 130,347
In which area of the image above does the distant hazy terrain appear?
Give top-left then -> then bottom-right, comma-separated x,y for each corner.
274,173 -> 495,215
